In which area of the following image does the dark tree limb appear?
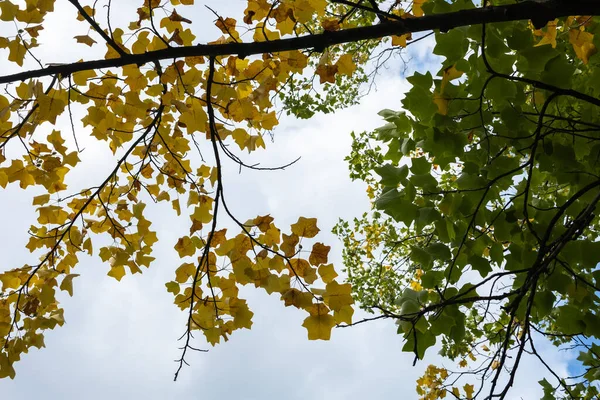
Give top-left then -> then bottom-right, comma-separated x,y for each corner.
1,0 -> 598,84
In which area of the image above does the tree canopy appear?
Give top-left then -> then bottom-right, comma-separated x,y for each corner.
1,0 -> 599,398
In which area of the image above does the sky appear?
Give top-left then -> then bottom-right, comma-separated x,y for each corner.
0,1 -> 576,398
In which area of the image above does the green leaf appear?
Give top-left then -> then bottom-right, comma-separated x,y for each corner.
468,255 -> 492,277
410,157 -> 431,175
434,28 -> 468,64
425,242 -> 451,261
374,164 -> 408,187
541,55 -> 575,89
410,246 -> 433,270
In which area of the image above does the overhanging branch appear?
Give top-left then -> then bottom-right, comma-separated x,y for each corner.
1,0 -> 598,84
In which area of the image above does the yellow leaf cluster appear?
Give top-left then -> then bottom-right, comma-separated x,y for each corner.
0,0 -> 359,377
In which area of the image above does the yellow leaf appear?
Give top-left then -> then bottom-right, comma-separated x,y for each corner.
37,206 -> 69,225
433,91 -> 448,115
215,17 -> 236,34
263,226 -> 281,247
413,0 -> 426,17
281,232 -> 299,257
230,298 -> 254,329
204,327 -> 221,345
323,281 -> 354,311
24,24 -> 43,37
191,196 -> 213,224
75,5 -> 95,21
0,272 -> 21,290
264,274 -> 290,294
281,288 -> 313,309
318,264 -> 338,283
309,242 -> 330,266
253,214 -> 274,232
534,19 -> 558,48
464,383 -> 474,399
107,265 -> 126,281
440,64 -> 464,94
302,303 -> 336,340
63,151 -> 80,167
74,35 -> 96,47
321,18 -> 340,32
37,92 -> 66,124
8,37 -> 26,66
175,236 -> 196,258
179,98 -> 207,133
335,54 -> 356,76
253,23 -> 280,42
290,217 -> 320,238
0,353 -> 16,379
269,256 -> 286,273
315,64 -> 338,84
334,305 -> 354,325
32,194 -> 50,205
569,28 -> 597,64
165,281 -> 180,295
391,33 -> 411,47
288,258 -> 311,279
59,274 -> 79,296
0,1 -> 18,22
260,111 -> 278,130
209,228 -> 227,247
175,262 -> 196,283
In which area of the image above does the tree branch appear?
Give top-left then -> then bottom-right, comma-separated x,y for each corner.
1,0 -> 598,84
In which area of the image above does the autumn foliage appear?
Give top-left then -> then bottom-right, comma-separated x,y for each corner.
1,0 -> 600,399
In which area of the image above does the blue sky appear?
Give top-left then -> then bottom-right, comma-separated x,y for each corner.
0,1 -> 577,398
